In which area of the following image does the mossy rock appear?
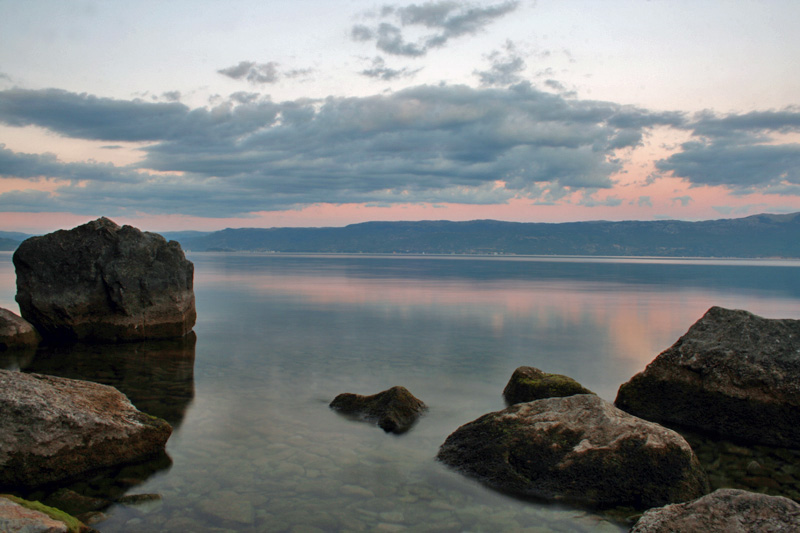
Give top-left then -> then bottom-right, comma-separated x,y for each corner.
0,493 -> 89,532
503,366 -> 594,405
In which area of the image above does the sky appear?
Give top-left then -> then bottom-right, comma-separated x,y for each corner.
0,0 -> 799,234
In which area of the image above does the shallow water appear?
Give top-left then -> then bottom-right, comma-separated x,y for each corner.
2,252 -> 800,532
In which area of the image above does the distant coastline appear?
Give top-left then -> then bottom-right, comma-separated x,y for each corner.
3,212 -> 800,258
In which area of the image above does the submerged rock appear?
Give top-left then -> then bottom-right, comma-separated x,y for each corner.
0,369 -> 172,489
631,488 -> 800,532
502,366 -> 594,405
0,307 -> 39,351
13,217 -> 195,342
615,306 -> 800,447
330,386 -> 426,434
437,394 -> 709,509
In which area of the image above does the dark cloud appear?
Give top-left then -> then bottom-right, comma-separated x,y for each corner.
475,41 -> 526,87
161,91 -> 182,102
353,1 -> 520,57
0,88 -> 190,141
360,56 -> 422,80
0,84 -> 755,218
655,108 -> 800,192
218,61 -> 279,84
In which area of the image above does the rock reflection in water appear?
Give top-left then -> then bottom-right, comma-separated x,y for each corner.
3,334 -> 196,522
21,332 -> 196,428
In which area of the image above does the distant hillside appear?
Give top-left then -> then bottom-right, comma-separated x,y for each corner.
0,237 -> 21,251
176,212 -> 800,258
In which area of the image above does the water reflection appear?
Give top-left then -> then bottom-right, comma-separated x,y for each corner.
20,333 -> 196,428
3,334 -> 197,519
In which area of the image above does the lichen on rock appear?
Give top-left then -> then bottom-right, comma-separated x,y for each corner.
502,366 -> 594,405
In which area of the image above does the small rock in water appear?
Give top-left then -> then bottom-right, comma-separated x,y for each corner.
330,386 -> 426,434
502,366 -> 594,405
198,489 -> 255,525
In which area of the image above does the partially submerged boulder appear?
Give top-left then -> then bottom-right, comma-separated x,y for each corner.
0,307 -> 39,351
631,488 -> 800,532
437,394 -> 709,509
502,366 -> 593,405
330,386 -> 426,434
0,369 -> 172,489
0,494 -> 86,533
14,217 -> 195,342
615,306 -> 800,447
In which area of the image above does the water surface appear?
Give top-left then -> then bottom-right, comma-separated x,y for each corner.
2,252 -> 800,532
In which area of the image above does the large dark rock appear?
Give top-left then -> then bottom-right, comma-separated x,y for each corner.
0,307 -> 39,351
13,217 -> 195,342
330,386 -> 427,434
631,488 -> 800,532
437,394 -> 709,509
502,366 -> 594,405
0,369 -> 172,489
615,306 -> 800,447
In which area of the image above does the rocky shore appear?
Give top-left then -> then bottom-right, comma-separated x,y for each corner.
0,218 -> 195,531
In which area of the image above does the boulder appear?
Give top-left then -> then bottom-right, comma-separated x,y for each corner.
615,306 -> 800,447
0,495 -> 84,533
631,488 -> 800,532
330,386 -> 427,434
502,366 -> 593,405
0,369 -> 172,489
0,307 -> 39,351
436,394 -> 709,509
13,217 -> 195,342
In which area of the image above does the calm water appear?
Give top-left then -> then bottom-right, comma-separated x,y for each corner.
2,252 -> 800,532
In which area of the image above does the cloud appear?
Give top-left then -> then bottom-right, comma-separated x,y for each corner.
672,196 -> 692,207
353,1 -> 520,57
0,84 -> 718,218
475,40 -> 526,87
360,56 -> 422,80
218,61 -> 280,84
637,196 -> 652,207
655,108 -> 800,193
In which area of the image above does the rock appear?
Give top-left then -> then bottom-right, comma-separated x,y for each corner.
0,369 -> 172,489
24,333 -> 196,428
631,488 -> 800,532
42,489 -> 108,517
0,307 -> 40,351
436,394 -> 709,509
13,217 -> 195,342
330,386 -> 427,434
502,366 -> 594,405
615,306 -> 800,447
0,494 -> 88,533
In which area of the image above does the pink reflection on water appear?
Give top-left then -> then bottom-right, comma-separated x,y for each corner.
196,260 -> 800,370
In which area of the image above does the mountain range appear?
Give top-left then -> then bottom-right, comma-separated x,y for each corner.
2,212 -> 799,257
175,212 -> 800,258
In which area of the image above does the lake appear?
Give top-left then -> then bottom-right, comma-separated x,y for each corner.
2,252 -> 800,532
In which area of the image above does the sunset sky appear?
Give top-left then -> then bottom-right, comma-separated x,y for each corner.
1,0 -> 799,233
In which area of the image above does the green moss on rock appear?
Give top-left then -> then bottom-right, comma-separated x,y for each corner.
1,493 -> 86,533
503,366 -> 594,405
